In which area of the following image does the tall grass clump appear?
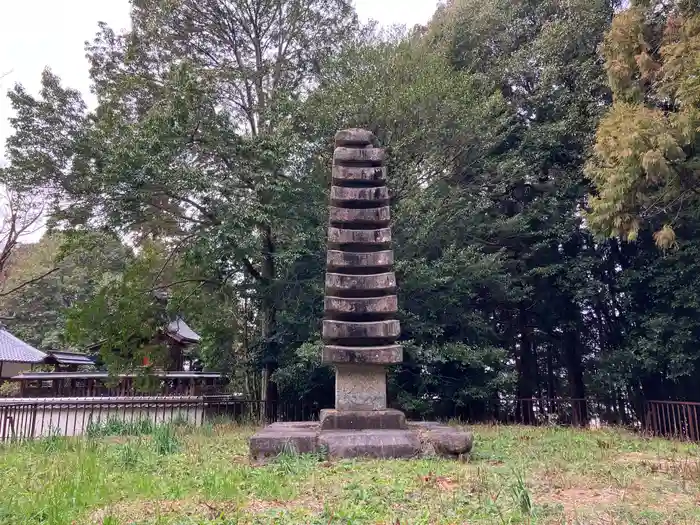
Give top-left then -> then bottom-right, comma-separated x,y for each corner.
152,424 -> 180,455
86,416 -> 155,438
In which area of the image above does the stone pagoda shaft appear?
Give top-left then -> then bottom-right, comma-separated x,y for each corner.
322,129 -> 402,412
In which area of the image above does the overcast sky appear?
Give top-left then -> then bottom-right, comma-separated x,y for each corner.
0,0 -> 439,160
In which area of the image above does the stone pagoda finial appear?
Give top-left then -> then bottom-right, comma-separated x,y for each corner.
322,128 -> 402,412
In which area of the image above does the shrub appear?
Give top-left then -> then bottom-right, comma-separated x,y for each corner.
0,381 -> 20,398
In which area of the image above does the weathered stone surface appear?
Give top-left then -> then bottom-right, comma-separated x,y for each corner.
326,250 -> 393,269
249,422 -> 320,460
319,429 -> 421,459
325,272 -> 396,293
407,421 -> 445,429
330,186 -> 389,203
322,344 -> 402,364
323,320 -> 400,340
333,147 -> 385,164
335,364 -> 387,410
247,420 -> 474,461
332,165 -> 386,183
320,408 -> 407,430
428,430 -> 474,456
328,227 -> 391,245
334,129 -> 376,147
409,421 -> 474,458
266,421 -> 318,430
324,296 -> 397,315
329,206 -> 390,225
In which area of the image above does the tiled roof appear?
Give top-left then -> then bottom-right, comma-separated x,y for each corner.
12,371 -> 222,380
0,329 -> 47,363
45,351 -> 95,366
166,317 -> 201,344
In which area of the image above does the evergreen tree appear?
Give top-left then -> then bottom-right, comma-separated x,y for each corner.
587,0 -> 700,248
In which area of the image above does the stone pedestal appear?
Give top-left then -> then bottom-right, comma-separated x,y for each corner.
249,128 -> 473,461
334,365 -> 387,410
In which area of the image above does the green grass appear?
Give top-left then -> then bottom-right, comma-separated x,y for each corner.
1,424 -> 700,524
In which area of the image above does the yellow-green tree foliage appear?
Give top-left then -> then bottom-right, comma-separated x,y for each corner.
586,1 -> 700,248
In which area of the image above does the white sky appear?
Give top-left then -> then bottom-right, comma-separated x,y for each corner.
0,0 -> 439,161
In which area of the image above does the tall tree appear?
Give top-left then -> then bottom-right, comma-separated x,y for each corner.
0,185 -> 56,297
430,0 -> 616,420
586,0 -> 700,247
0,232 -> 131,349
301,32 -> 515,416
2,0 -> 359,401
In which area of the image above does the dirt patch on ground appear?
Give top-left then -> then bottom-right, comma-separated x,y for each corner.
538,485 -> 698,521
245,496 -> 324,514
88,499 -> 234,523
87,496 -> 322,524
101,436 -> 131,445
543,487 -> 626,512
420,472 -> 459,491
615,451 -> 700,479
616,451 -> 674,467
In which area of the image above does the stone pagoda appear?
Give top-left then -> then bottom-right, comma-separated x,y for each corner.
249,129 -> 473,460
322,128 -> 403,419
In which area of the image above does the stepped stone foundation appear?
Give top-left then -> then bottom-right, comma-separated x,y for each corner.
249,129 -> 473,460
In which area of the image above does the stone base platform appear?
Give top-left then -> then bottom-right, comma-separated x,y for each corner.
249,418 -> 473,461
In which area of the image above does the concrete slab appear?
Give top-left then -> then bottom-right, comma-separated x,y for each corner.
249,422 -> 320,460
319,429 -> 421,459
322,344 -> 402,365
320,408 -> 407,430
248,419 -> 473,461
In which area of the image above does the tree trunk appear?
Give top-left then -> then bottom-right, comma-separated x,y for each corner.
516,306 -> 537,424
259,225 -> 277,422
563,326 -> 587,426
546,345 -> 557,415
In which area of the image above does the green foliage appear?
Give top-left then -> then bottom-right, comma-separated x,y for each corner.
64,242 -> 173,371
5,0 -> 700,418
152,424 -> 181,455
0,381 -> 20,398
85,417 -> 156,438
587,1 -> 700,246
0,232 -> 131,350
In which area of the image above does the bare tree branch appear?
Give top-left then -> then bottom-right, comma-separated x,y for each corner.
0,187 -> 49,292
0,267 -> 60,297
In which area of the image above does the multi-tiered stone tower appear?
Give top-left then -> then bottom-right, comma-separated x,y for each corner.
322,128 -> 402,415
249,129 -> 473,460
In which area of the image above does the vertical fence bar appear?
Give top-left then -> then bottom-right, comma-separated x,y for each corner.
1,406 -> 7,441
670,403 -> 677,438
661,403 -> 667,437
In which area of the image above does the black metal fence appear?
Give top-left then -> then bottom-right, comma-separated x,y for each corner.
644,400 -> 700,441
0,396 -> 320,442
3,395 -> 700,443
399,397 -> 640,428
452,397 -> 700,442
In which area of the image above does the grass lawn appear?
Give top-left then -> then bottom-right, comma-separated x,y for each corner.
1,422 -> 700,524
